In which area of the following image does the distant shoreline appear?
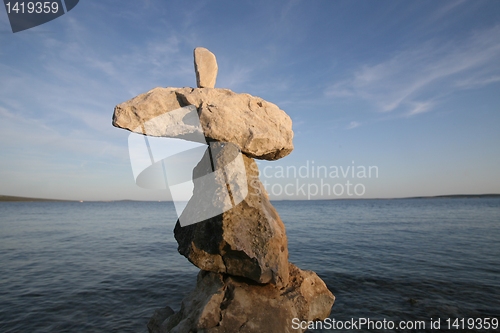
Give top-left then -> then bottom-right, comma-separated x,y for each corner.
402,193 -> 500,199
0,195 -> 72,202
1,193 -> 499,202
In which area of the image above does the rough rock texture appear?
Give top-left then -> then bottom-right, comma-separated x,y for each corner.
194,47 -> 218,88
147,307 -> 174,333
112,87 -> 294,160
174,143 -> 289,287
147,264 -> 335,333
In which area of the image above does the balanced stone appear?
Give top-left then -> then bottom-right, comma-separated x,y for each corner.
111,47 -> 335,333
194,47 -> 218,88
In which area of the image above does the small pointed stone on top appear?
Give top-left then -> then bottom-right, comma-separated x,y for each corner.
194,47 -> 218,88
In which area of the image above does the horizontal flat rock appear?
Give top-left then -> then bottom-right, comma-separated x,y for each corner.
112,87 -> 293,160
147,263 -> 335,333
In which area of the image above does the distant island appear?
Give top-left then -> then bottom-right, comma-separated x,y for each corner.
407,194 -> 500,199
0,195 -> 72,202
0,195 -> 71,202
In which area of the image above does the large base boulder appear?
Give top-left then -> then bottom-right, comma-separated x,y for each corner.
148,263 -> 335,333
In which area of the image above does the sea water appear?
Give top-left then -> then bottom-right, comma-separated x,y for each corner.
0,198 -> 499,332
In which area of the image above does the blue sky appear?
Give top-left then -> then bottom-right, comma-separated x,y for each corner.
1,0 -> 499,201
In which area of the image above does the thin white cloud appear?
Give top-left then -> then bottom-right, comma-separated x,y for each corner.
279,0 -> 301,23
346,121 -> 360,129
326,25 -> 500,117
406,101 -> 433,117
0,9 -> 207,178
454,73 -> 500,90
428,0 -> 467,22
217,65 -> 254,90
0,101 -> 127,162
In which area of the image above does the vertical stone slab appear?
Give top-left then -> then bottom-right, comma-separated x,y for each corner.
194,47 -> 218,88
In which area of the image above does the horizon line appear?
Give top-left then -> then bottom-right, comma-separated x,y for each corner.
1,193 -> 500,202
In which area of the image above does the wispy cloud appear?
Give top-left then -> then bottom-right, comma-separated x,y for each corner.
454,73 -> 500,90
326,25 -> 500,116
0,6 -> 215,189
346,121 -> 360,129
406,101 -> 434,116
0,95 -> 127,162
216,65 -> 254,90
428,0 -> 467,22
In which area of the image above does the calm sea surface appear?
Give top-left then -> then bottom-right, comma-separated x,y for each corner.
0,198 -> 499,332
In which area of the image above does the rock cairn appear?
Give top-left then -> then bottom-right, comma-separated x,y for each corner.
113,47 -> 334,333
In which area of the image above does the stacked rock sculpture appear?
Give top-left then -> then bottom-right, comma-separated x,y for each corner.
112,47 -> 334,333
